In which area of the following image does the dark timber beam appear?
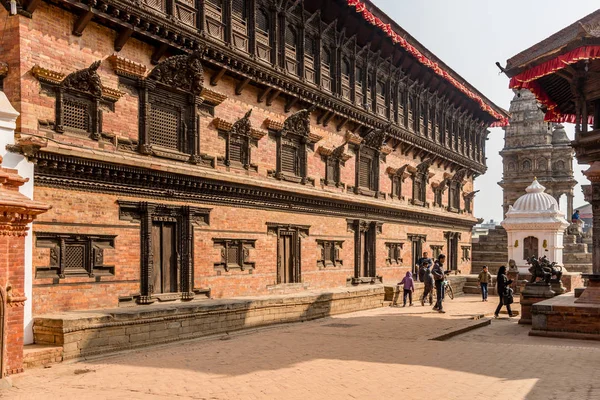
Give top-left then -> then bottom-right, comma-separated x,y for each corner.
114,28 -> 134,52
266,89 -> 281,106
257,87 -> 272,103
25,0 -> 42,14
210,67 -> 227,86
285,97 -> 298,113
323,112 -> 335,127
151,43 -> 169,65
337,117 -> 349,132
72,8 -> 94,36
235,77 -> 251,95
317,110 -> 331,125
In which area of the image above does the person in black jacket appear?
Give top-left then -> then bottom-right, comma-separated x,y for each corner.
431,254 -> 446,313
494,265 -> 514,318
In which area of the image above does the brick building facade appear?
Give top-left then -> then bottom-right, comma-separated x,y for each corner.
0,0 -> 506,356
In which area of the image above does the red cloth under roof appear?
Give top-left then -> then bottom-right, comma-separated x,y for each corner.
346,0 -> 509,127
509,46 -> 600,124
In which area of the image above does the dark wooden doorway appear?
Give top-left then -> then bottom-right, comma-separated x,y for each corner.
523,236 -> 539,260
277,230 -> 300,284
152,221 -> 178,294
446,233 -> 459,271
411,239 -> 423,276
361,226 -> 376,277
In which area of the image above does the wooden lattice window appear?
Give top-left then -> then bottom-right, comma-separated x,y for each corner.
63,97 -> 91,132
281,143 -> 299,175
232,0 -> 247,19
285,25 -> 297,75
149,105 -> 181,150
391,174 -> 402,199
325,157 -> 341,186
448,180 -> 461,212
412,172 -> 427,206
317,240 -> 343,268
386,242 -> 403,265
321,48 -> 333,92
35,233 -> 116,279
304,35 -> 316,83
359,156 -> 372,188
213,239 -> 256,271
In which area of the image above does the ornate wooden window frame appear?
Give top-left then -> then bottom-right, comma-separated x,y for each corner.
432,180 -> 447,207
213,238 -> 256,272
430,244 -> 444,259
35,232 -> 116,279
135,52 -> 214,166
216,109 -> 265,171
347,219 -> 383,284
350,124 -> 390,198
410,158 -> 433,207
444,231 -> 461,271
447,169 -> 467,213
317,144 -> 351,188
385,242 -> 404,266
463,190 -> 478,214
266,222 -> 310,285
31,61 -> 121,140
387,165 -> 409,200
118,201 -> 211,304
268,107 -> 318,185
316,239 -> 344,269
461,246 -> 471,262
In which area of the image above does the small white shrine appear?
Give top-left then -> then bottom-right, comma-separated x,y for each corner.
501,179 -> 570,270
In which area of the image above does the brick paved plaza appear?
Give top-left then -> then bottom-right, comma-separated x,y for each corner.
2,295 -> 599,400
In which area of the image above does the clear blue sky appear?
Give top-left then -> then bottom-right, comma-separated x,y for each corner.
372,0 -> 599,222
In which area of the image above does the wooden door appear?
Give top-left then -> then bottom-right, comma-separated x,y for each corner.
448,235 -> 458,271
523,236 -> 539,260
152,221 -> 178,294
278,232 -> 296,284
412,240 -> 422,275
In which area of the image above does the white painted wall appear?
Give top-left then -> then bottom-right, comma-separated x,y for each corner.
0,91 -> 35,344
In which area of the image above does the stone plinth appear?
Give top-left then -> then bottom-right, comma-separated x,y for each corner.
530,293 -> 600,340
519,283 -> 555,325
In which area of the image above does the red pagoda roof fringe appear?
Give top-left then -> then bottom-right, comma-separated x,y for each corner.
346,0 -> 508,127
509,46 -> 600,125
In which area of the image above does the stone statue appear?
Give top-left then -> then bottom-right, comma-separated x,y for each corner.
526,255 -> 563,284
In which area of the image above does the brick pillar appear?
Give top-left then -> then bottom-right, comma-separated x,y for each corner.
0,90 -> 50,377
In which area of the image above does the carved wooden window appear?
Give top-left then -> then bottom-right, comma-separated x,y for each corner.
285,25 -> 298,75
231,0 -> 249,51
256,9 -> 271,62
205,0 -> 224,41
376,80 -> 387,118
35,233 -> 116,279
348,219 -> 382,282
448,180 -> 461,212
356,148 -> 378,195
321,48 -> 332,92
216,111 -> 258,171
316,240 -> 343,268
341,58 -> 351,101
355,65 -> 364,106
324,157 -> 341,186
390,174 -> 403,199
174,0 -> 197,27
213,239 -> 256,271
430,245 -> 443,259
445,231 -> 460,271
386,242 -> 403,265
148,88 -> 187,152
281,138 -> 300,176
304,35 -> 316,83
461,246 -> 471,262
412,171 -> 427,206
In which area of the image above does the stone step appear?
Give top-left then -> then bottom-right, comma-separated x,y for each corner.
23,344 -> 63,370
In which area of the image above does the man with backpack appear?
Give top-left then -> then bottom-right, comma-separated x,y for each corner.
431,254 -> 446,313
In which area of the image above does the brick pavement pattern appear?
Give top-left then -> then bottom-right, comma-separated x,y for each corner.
3,296 -> 600,400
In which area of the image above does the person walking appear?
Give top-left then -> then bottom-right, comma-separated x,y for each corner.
494,265 -> 514,318
421,263 -> 434,306
417,252 -> 432,282
431,254 -> 446,313
399,271 -> 415,307
478,265 -> 492,302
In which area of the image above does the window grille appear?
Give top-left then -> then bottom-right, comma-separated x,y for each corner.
359,157 -> 371,188
281,145 -> 298,175
63,98 -> 90,132
285,25 -> 297,48
257,9 -> 269,33
149,107 -> 180,150
232,0 -> 246,18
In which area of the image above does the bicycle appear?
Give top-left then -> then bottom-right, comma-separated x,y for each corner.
442,273 -> 454,300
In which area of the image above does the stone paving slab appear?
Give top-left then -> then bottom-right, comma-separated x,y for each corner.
3,295 -> 600,400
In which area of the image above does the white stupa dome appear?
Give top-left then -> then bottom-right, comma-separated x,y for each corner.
511,179 -> 559,212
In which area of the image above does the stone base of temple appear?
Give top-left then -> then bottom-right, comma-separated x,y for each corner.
32,285 -> 384,361
530,293 -> 600,340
